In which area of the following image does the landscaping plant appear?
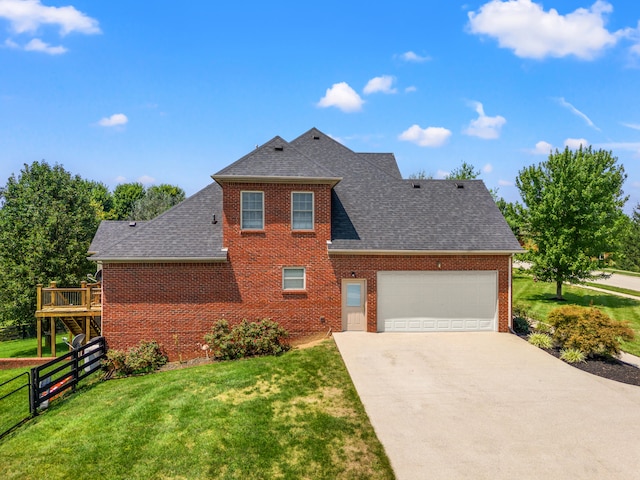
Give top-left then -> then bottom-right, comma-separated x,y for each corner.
560,348 -> 587,364
547,306 -> 634,358
204,319 -> 290,360
528,332 -> 553,349
103,340 -> 168,378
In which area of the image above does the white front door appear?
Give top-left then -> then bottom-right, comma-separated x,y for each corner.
342,279 -> 366,331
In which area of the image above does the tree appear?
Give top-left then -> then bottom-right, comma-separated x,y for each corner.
516,146 -> 627,300
0,161 -> 100,325
112,182 -> 145,220
130,184 -> 186,220
445,161 -> 480,180
408,169 -> 434,180
87,180 -> 116,220
618,204 -> 640,272
496,198 -> 523,243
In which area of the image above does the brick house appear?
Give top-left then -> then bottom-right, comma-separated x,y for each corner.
89,128 -> 522,360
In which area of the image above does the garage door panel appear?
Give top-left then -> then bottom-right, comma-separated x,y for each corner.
378,271 -> 497,332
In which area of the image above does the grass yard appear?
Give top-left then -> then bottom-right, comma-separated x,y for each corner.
513,272 -> 640,356
0,367 -> 32,440
0,335 -> 67,358
0,340 -> 394,480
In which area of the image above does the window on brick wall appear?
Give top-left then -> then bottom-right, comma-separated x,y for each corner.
291,192 -> 314,230
241,191 -> 264,230
283,267 -> 305,290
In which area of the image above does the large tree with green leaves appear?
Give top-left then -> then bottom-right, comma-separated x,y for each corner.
516,146 -> 627,299
130,184 -> 185,220
618,204 -> 640,272
0,161 -> 100,325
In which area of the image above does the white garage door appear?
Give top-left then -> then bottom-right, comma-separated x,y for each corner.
377,271 -> 497,332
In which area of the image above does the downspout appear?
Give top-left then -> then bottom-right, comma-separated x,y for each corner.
508,255 -> 513,332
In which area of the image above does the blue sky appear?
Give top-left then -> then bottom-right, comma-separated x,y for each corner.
2,0 -> 640,210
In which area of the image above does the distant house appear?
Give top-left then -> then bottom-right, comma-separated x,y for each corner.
89,128 -> 522,360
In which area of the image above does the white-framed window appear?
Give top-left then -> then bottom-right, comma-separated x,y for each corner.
291,192 -> 314,230
241,191 -> 264,230
283,267 -> 306,290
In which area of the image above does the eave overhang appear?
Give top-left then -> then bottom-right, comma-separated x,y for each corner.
212,175 -> 342,187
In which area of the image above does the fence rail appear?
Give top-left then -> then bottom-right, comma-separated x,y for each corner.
0,336 -> 106,440
37,281 -> 101,311
0,372 -> 32,440
30,336 -> 106,414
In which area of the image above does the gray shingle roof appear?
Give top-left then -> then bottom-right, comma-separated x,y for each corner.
90,127 -> 522,261
213,135 -> 340,182
89,183 -> 225,261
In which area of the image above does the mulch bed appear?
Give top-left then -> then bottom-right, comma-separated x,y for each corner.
542,347 -> 640,387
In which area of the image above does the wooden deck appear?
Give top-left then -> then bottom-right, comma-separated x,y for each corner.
35,281 -> 102,357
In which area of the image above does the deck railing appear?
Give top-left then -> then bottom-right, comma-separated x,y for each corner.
37,281 -> 101,312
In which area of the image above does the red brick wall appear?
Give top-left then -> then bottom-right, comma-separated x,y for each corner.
100,182 -> 513,361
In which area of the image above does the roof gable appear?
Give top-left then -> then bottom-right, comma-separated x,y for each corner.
213,135 -> 340,183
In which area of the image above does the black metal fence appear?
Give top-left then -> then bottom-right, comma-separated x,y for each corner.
0,371 -> 32,440
30,336 -> 106,414
0,336 -> 106,440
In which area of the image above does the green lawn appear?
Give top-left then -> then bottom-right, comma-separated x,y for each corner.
513,273 -> 640,356
0,340 -> 394,480
0,335 -> 67,358
0,367 -> 32,440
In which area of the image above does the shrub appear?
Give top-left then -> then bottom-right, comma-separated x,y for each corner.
560,348 -> 587,364
512,303 -> 531,335
513,316 -> 530,335
547,306 -> 635,358
103,340 -> 168,378
528,332 -> 553,349
204,319 -> 290,361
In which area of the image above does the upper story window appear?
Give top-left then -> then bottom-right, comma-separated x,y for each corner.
241,191 -> 264,230
292,192 -> 314,230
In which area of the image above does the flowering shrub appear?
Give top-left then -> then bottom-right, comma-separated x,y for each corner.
103,340 -> 168,378
204,319 -> 290,361
547,306 -> 634,358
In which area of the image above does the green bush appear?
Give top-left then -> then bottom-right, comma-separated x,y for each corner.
528,332 -> 553,349
547,306 -> 635,358
560,348 -> 587,364
103,340 -> 168,378
512,303 -> 531,335
204,319 -> 290,361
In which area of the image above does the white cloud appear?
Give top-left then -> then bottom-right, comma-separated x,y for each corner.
467,0 -> 619,60
138,175 -> 156,185
398,125 -> 452,147
114,176 -> 127,183
463,101 -> 506,139
482,163 -> 493,173
621,122 -> 640,131
0,0 -> 100,35
498,179 -> 514,187
398,51 -> 431,63
556,97 -> 600,130
317,82 -> 364,113
98,113 -> 128,127
533,140 -> 553,154
405,86 -> 417,93
596,142 -> 640,156
436,169 -> 450,179
632,181 -> 640,189
363,75 -> 397,95
564,138 -> 589,149
24,37 -> 66,54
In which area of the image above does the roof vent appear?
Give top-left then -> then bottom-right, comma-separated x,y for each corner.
412,182 -> 421,189
455,183 -> 464,189
129,221 -> 137,227
274,146 -> 284,151
313,135 -> 320,140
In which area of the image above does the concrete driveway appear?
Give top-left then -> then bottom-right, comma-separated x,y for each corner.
333,332 -> 640,480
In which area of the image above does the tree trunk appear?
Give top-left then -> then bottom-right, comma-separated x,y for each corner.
555,280 -> 564,300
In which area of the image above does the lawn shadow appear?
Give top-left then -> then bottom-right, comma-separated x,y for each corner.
525,291 -> 640,310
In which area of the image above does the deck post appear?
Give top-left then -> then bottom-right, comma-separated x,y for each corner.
85,316 -> 90,343
50,317 -> 56,357
37,317 -> 42,357
36,284 -> 43,357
